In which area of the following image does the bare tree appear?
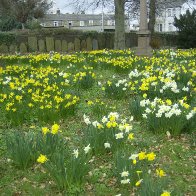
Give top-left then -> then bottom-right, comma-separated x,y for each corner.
0,0 -> 52,29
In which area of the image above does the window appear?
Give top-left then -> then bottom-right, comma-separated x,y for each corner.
168,9 -> 172,17
168,23 -> 173,31
89,20 -> 93,26
107,20 -> 115,26
159,24 -> 163,32
53,21 -> 59,27
80,21 -> 85,26
173,8 -> 176,16
68,21 -> 72,29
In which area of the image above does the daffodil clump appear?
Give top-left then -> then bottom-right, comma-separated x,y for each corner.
0,53 -> 32,64
83,112 -> 134,153
155,48 -> 196,60
85,98 -> 115,117
73,66 -> 96,89
128,61 -> 195,101
0,65 -> 79,124
114,149 -> 170,195
37,132 -> 92,190
103,79 -> 129,99
29,52 -> 87,67
139,98 -> 196,135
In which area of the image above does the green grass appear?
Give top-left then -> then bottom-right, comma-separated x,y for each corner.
0,65 -> 195,195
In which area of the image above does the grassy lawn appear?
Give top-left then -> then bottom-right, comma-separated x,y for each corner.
0,49 -> 195,195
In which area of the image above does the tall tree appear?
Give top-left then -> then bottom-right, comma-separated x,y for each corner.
114,0 -> 126,49
149,0 -> 156,34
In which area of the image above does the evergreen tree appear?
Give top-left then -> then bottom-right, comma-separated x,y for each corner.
174,9 -> 196,48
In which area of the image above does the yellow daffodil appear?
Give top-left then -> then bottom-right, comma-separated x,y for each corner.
37,154 -> 48,164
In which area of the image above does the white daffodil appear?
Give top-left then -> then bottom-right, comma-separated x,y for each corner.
120,178 -> 130,184
115,132 -> 124,139
104,142 -> 111,149
72,149 -> 79,158
84,144 -> 91,154
120,171 -> 129,177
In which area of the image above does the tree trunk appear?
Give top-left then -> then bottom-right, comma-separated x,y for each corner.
114,0 -> 125,50
21,23 -> 25,30
149,0 -> 156,34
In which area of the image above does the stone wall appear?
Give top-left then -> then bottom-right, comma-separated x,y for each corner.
0,31 -> 178,54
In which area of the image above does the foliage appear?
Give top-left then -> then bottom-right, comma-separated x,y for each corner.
25,20 -> 42,30
0,0 -> 53,29
174,10 -> 196,48
0,16 -> 21,31
0,49 -> 195,195
0,32 -> 16,45
6,131 -> 36,169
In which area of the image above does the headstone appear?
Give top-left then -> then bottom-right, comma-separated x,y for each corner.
38,39 -> 45,52
28,36 -> 38,52
68,42 -> 74,52
55,40 -> 62,52
105,34 -> 114,49
46,37 -> 54,52
62,40 -> 68,52
86,37 -> 92,51
81,40 -> 87,51
74,38 -> 81,51
109,35 -> 114,49
125,35 -> 131,48
9,44 -> 18,53
98,34 -> 106,49
19,43 -> 27,53
92,39 -> 98,50
0,44 -> 9,53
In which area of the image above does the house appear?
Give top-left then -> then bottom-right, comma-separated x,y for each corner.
155,0 -> 196,32
129,0 -> 196,32
40,9 -> 130,32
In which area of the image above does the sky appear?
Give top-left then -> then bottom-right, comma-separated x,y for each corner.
53,0 -> 104,14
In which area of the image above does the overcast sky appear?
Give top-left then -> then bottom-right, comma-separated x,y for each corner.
53,0 -> 105,14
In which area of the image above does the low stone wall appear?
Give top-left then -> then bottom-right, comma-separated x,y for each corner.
0,30 -> 178,54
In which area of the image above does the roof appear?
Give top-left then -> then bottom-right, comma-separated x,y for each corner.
158,0 -> 187,9
43,13 -> 115,21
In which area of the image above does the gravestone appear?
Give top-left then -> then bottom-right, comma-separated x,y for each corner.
86,37 -> 92,51
74,38 -> 81,51
81,40 -> 87,51
68,42 -> 74,52
92,39 -> 98,50
55,40 -> 62,52
62,40 -> 68,52
0,44 -> 9,53
9,44 -> 18,53
28,36 -> 38,52
19,43 -> 27,53
98,34 -> 106,49
38,40 -> 45,52
46,37 -> 54,52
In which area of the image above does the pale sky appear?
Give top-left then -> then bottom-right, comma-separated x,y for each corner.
53,0 -> 105,14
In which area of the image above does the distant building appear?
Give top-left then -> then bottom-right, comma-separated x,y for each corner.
129,0 -> 196,32
155,0 -> 196,32
40,9 -> 130,32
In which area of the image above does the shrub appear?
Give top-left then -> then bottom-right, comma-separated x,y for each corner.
174,10 -> 196,48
